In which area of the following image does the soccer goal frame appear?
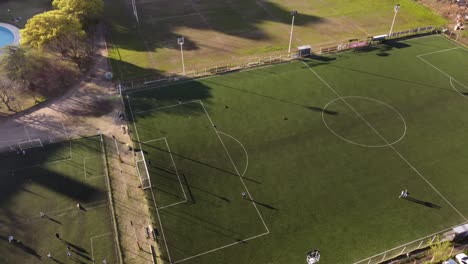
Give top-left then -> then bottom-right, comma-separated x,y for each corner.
135,151 -> 152,190
18,139 -> 43,151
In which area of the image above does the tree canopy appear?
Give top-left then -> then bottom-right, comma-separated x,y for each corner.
20,10 -> 85,49
52,0 -> 104,24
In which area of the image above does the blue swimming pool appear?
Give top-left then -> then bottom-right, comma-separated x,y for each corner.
0,26 -> 14,48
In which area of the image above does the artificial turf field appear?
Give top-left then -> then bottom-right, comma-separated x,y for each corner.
124,35 -> 468,264
0,136 -> 118,264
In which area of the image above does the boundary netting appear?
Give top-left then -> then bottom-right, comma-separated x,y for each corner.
17,139 -> 43,151
354,221 -> 468,264
135,151 -> 152,190
0,122 -> 71,153
117,25 -> 440,91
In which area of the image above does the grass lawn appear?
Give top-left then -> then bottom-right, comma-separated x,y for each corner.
106,0 -> 447,76
124,35 -> 468,264
0,136 -> 118,264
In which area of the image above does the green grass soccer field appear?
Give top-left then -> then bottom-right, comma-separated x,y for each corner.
0,136 -> 118,264
124,35 -> 468,264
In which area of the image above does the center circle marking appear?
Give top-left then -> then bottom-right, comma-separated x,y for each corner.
322,96 -> 407,148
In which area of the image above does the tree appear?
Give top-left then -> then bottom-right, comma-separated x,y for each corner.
0,75 -> 23,112
427,236 -> 452,263
52,0 -> 104,24
0,46 -> 29,83
1,46 -> 79,98
20,10 -> 85,49
20,10 -> 90,68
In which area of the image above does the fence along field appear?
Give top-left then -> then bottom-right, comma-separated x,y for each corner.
106,0 -> 447,78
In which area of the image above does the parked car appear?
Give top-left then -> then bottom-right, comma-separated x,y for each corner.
456,253 -> 468,264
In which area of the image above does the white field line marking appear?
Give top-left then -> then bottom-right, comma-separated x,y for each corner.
61,122 -> 70,140
438,34 -> 468,51
173,232 -> 269,264
217,132 -> 249,178
126,95 -> 173,263
23,125 -> 31,141
1,200 -> 108,228
158,200 -> 187,210
417,48 -> 468,99
84,156 -> 105,180
130,96 -> 270,263
90,232 -> 112,261
322,96 -> 407,148
417,47 -> 461,57
142,137 -> 189,210
135,100 -> 200,114
353,220 -> 468,264
199,100 -> 270,234
301,60 -> 468,222
142,138 -> 166,144
159,137 -> 188,208
450,78 -> 468,93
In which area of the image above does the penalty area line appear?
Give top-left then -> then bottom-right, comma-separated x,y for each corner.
173,232 -> 269,264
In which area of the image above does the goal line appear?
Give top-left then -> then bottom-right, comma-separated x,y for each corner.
17,139 -> 43,151
135,151 -> 152,190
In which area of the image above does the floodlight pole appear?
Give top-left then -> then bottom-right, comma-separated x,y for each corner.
7,9 -> 13,21
178,37 -> 186,75
288,10 -> 298,57
389,4 -> 400,36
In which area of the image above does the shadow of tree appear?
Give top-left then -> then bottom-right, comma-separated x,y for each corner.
0,136 -> 106,262
105,0 -> 324,52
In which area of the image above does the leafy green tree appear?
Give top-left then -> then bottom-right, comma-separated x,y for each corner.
52,0 -> 104,24
0,75 -> 23,112
0,46 -> 29,83
1,46 -> 79,98
20,10 -> 85,49
20,10 -> 90,68
427,236 -> 452,263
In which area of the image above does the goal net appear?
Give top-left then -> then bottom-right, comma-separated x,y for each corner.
18,139 -> 43,151
135,151 -> 152,190
131,0 -> 139,23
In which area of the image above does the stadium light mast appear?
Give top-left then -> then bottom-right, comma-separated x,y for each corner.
389,4 -> 400,36
288,10 -> 298,57
7,9 -> 14,21
177,37 -> 186,75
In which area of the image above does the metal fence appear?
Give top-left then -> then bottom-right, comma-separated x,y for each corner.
118,25 -> 439,91
353,221 -> 468,264
119,51 -> 292,90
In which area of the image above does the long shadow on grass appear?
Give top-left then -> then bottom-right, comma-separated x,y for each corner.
0,236 -> 42,260
0,139 -> 106,223
203,80 -> 339,115
403,197 -> 441,209
122,75 -> 213,120
162,208 -> 247,240
107,0 -> 324,52
141,142 -> 237,176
